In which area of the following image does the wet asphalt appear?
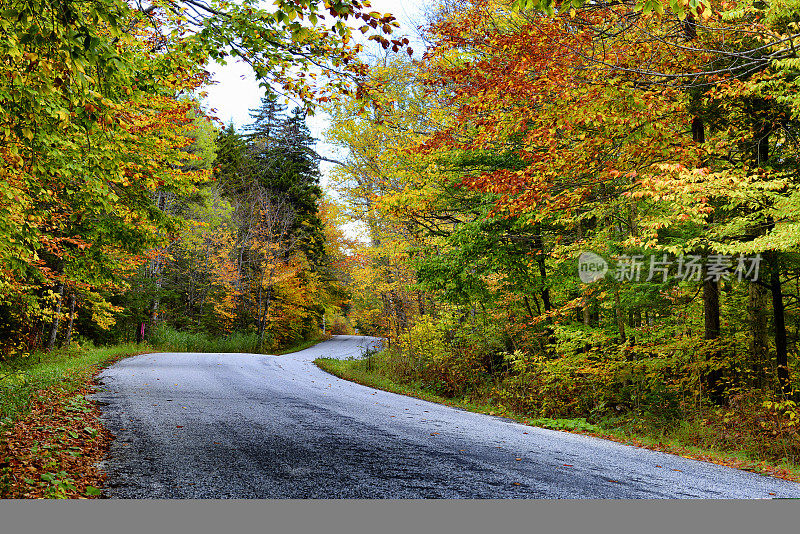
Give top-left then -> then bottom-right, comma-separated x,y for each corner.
93,335 -> 800,498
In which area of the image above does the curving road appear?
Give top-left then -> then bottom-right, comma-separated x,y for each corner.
94,335 -> 800,498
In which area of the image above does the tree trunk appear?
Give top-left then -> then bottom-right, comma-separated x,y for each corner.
257,268 -> 265,341
614,288 -> 626,343
538,257 -> 552,313
148,298 -> 159,341
136,322 -> 145,344
532,230 -> 551,312
703,276 -> 723,399
46,283 -> 64,350
62,293 -> 76,347
522,296 -> 536,321
703,279 -> 720,341
258,289 -> 272,348
258,269 -> 275,349
33,320 -> 44,351
748,281 -> 769,389
768,253 -> 791,396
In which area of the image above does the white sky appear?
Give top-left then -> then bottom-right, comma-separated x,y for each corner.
200,0 -> 428,189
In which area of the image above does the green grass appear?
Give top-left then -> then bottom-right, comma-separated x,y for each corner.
151,326 -> 261,353
151,326 -> 327,355
0,343 -> 148,429
271,334 -> 329,355
316,354 -> 800,481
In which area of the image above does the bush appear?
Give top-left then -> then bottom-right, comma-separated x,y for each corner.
390,315 -> 490,396
327,314 -> 354,335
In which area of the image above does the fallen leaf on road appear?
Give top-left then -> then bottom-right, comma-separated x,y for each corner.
176,426 -> 183,428
430,432 -> 439,436
515,458 -> 522,461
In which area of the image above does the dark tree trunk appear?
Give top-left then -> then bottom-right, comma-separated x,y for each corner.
532,230 -> 552,312
148,298 -> 159,341
523,296 -> 536,320
703,276 -> 723,400
768,253 -> 791,396
537,256 -> 552,312
691,117 -> 705,143
258,286 -> 273,349
748,282 -> 769,389
32,320 -> 44,351
692,114 -> 723,397
614,288 -> 626,344
257,269 -> 265,344
758,130 -> 789,395
46,283 -> 64,351
62,293 -> 76,347
703,279 -> 720,341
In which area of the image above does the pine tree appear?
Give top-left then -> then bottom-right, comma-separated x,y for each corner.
246,106 -> 325,265
214,122 -> 248,196
242,94 -> 287,145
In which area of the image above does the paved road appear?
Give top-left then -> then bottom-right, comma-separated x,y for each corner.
94,335 -> 800,498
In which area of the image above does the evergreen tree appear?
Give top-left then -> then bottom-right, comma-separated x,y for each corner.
214,122 -> 248,196
242,94 -> 287,144
246,104 -> 325,265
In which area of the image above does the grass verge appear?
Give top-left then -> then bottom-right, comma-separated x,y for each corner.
151,325 -> 328,355
0,343 -> 150,498
151,326 -> 260,353
271,334 -> 331,355
316,356 -> 800,483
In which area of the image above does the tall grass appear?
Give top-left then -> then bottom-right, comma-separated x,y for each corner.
151,326 -> 260,353
0,343 -> 145,428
